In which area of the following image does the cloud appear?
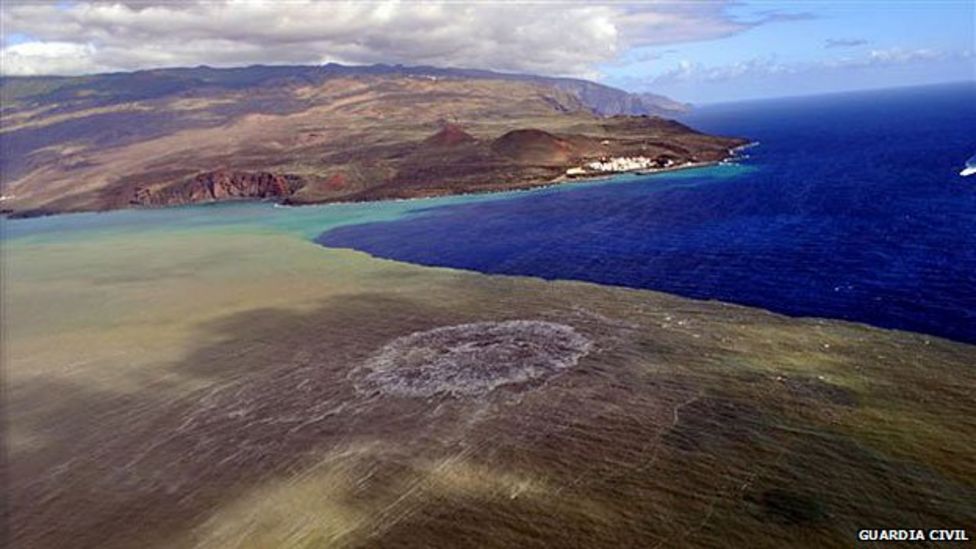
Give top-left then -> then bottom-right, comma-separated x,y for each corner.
651,57 -> 795,84
648,47 -> 970,85
866,47 -> 941,64
0,0 -> 806,77
824,47 -> 964,69
825,38 -> 868,48
1,41 -> 102,76
750,10 -> 818,24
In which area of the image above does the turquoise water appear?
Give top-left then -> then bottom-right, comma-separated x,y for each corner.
2,166 -> 737,245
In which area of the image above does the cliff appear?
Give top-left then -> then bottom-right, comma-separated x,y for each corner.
131,170 -> 305,206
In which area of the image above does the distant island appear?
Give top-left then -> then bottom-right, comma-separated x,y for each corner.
0,63 -> 745,217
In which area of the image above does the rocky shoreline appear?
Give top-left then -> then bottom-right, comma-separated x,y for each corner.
2,68 -> 747,219
4,124 -> 747,219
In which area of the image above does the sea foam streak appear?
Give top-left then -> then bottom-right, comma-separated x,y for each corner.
962,154 -> 976,177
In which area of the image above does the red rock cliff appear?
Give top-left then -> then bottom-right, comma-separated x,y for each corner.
131,169 -> 305,206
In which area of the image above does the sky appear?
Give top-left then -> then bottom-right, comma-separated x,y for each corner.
1,1 -> 973,103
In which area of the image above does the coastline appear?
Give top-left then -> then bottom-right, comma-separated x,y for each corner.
267,144 -> 755,209
3,148 -> 751,221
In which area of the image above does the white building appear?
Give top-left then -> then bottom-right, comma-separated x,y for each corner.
585,156 -> 657,172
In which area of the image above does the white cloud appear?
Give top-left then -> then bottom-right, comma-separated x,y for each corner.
649,47 -> 971,85
651,57 -> 794,83
866,47 -> 942,64
1,41 -> 102,76
825,38 -> 868,49
0,0 -> 793,77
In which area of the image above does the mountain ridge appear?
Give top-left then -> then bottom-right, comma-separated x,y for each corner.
0,62 -> 690,117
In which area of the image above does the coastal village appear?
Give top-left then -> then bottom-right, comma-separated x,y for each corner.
565,155 -> 677,177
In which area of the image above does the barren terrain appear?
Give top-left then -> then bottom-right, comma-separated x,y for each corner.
1,65 -> 741,217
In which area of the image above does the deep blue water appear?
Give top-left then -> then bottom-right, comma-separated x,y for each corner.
318,83 -> 976,343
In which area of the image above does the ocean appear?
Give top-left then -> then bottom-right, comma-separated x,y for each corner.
317,82 -> 976,343
5,82 -> 976,548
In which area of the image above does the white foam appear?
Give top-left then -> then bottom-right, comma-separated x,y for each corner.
352,320 -> 592,398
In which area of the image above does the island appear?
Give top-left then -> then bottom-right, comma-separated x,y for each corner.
0,64 -> 746,217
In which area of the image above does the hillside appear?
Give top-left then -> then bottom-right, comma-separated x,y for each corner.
0,64 -> 739,217
0,63 -> 690,118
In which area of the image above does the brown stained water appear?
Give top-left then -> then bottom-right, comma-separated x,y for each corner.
3,230 -> 975,548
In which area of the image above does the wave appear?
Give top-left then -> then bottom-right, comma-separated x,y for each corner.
961,153 -> 976,177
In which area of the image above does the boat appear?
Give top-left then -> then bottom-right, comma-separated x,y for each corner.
961,154 -> 976,177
